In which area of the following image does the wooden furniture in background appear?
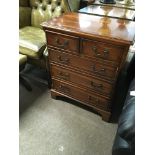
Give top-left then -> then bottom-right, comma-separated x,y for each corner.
82,0 -> 96,5
93,0 -> 135,10
80,0 -> 96,9
78,5 -> 135,20
41,12 -> 135,121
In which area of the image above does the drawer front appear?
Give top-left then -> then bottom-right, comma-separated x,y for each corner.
82,39 -> 123,64
49,49 -> 118,80
46,31 -> 79,53
52,65 -> 113,97
52,80 -> 111,111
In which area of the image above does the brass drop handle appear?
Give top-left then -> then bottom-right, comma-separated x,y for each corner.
92,46 -> 101,57
88,96 -> 100,104
91,81 -> 103,90
58,71 -> 70,80
59,85 -> 70,94
103,49 -> 109,58
92,46 -> 109,59
58,56 -> 70,64
55,38 -> 69,48
88,96 -> 109,110
92,65 -> 106,75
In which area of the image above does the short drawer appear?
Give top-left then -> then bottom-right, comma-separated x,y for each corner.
46,31 -> 79,53
81,39 -> 124,64
51,65 -> 114,97
52,80 -> 111,111
49,49 -> 118,81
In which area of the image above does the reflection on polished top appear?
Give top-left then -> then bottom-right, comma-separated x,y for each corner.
41,13 -> 135,45
94,0 -> 135,10
78,5 -> 135,21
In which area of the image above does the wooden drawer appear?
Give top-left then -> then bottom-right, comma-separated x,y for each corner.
81,39 -> 124,64
49,49 -> 118,81
52,80 -> 111,111
46,31 -> 79,53
51,65 -> 114,97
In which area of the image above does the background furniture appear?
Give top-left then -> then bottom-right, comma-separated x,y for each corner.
19,0 -> 86,86
19,54 -> 32,91
78,5 -> 135,20
41,12 -> 135,121
80,0 -> 95,5
100,0 -> 116,4
110,50 -> 135,121
112,78 -> 135,155
93,0 -> 135,10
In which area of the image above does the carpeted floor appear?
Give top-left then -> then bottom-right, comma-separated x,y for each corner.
19,65 -> 117,155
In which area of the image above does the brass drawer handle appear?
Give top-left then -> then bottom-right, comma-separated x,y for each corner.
92,65 -> 106,75
58,71 -> 70,80
58,56 -> 70,64
59,85 -> 70,94
55,38 -> 69,48
88,96 -> 108,109
92,46 -> 109,59
91,81 -> 103,90
88,96 -> 100,104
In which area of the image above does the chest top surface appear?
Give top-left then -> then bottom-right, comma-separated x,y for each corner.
41,12 -> 135,45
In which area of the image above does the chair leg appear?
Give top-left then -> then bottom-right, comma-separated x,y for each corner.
45,54 -> 51,89
47,70 -> 51,89
20,75 -> 32,91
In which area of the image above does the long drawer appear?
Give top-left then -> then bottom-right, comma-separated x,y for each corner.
81,39 -> 124,65
51,64 -> 114,97
52,79 -> 111,111
49,49 -> 118,81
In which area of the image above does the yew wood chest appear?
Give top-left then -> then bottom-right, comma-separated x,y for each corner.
41,13 -> 135,121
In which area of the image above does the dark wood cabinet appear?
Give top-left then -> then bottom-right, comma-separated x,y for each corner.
41,13 -> 135,121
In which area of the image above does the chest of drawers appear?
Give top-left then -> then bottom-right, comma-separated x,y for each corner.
41,13 -> 135,121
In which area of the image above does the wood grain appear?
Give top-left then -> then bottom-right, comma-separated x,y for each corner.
42,12 -> 135,121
